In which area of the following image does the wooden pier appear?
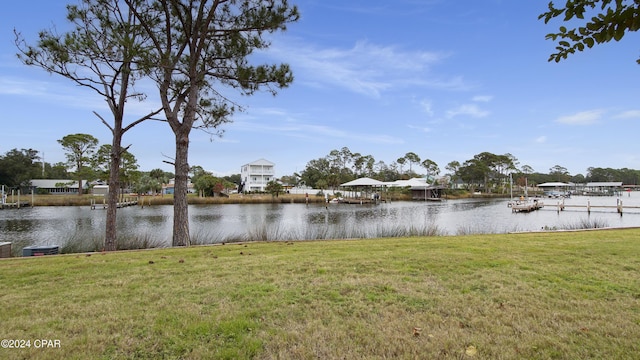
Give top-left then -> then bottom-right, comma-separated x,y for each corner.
90,198 -> 138,210
553,199 -> 639,215
339,198 -> 374,204
0,201 -> 30,209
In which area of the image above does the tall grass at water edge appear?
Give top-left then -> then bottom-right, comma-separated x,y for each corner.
190,222 -> 444,245
454,217 -> 612,236
537,218 -> 610,232
559,217 -> 610,230
16,216 -> 614,256
56,230 -> 166,255
26,193 -> 333,207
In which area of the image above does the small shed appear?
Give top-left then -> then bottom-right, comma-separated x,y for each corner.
0,242 -> 11,258
92,185 -> 109,196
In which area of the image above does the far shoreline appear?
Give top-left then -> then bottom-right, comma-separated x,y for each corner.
4,191 -> 525,207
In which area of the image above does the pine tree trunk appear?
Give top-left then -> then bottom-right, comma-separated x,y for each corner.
104,137 -> 122,251
172,127 -> 191,247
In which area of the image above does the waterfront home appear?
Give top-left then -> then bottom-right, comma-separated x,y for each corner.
29,179 -> 88,195
241,159 -> 275,192
162,178 -> 196,195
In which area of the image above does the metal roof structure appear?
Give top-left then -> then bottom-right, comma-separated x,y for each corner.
340,177 -> 385,187
29,179 -> 86,188
585,182 -> 623,187
537,182 -> 574,188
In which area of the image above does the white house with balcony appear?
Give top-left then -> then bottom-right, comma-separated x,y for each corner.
241,159 -> 275,192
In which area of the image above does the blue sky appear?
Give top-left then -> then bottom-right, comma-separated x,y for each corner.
1,1 -> 639,178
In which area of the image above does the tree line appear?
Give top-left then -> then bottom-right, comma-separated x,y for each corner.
0,137 -> 237,197
0,135 -> 173,195
284,147 -> 640,193
4,141 -> 639,199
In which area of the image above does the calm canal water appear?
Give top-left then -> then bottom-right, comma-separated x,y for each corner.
2,194 -> 640,250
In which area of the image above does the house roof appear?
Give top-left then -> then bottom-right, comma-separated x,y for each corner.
30,179 -> 86,188
244,158 -> 274,166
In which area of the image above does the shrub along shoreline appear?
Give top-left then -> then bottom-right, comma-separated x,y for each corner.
21,190 -> 507,206
22,193 -> 331,206
1,229 -> 639,359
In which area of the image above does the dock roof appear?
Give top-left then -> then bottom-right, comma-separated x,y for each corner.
586,182 -> 623,187
537,182 -> 573,188
340,177 -> 385,187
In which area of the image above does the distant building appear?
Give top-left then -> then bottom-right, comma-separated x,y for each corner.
386,177 -> 445,200
583,182 -> 623,196
162,178 -> 196,195
29,179 -> 88,195
92,184 -> 110,196
241,159 -> 275,192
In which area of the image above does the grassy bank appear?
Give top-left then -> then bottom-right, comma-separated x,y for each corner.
24,193 -> 356,206
1,229 -> 639,359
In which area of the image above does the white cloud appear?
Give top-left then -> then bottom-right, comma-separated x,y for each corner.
408,124 -> 431,133
556,110 -> 603,125
614,110 -> 640,119
535,136 -> 547,143
264,39 -> 462,98
445,104 -> 489,118
472,95 -> 493,102
233,115 -> 404,145
0,75 -> 164,119
419,99 -> 434,116
0,76 -> 48,95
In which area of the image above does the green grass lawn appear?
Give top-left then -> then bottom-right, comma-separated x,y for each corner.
1,229 -> 639,359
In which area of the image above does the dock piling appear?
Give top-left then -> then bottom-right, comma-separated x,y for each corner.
618,199 -> 623,216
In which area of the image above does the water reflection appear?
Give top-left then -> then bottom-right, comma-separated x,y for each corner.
445,199 -> 495,211
2,195 -> 640,251
1,219 -> 34,232
192,214 -> 223,222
